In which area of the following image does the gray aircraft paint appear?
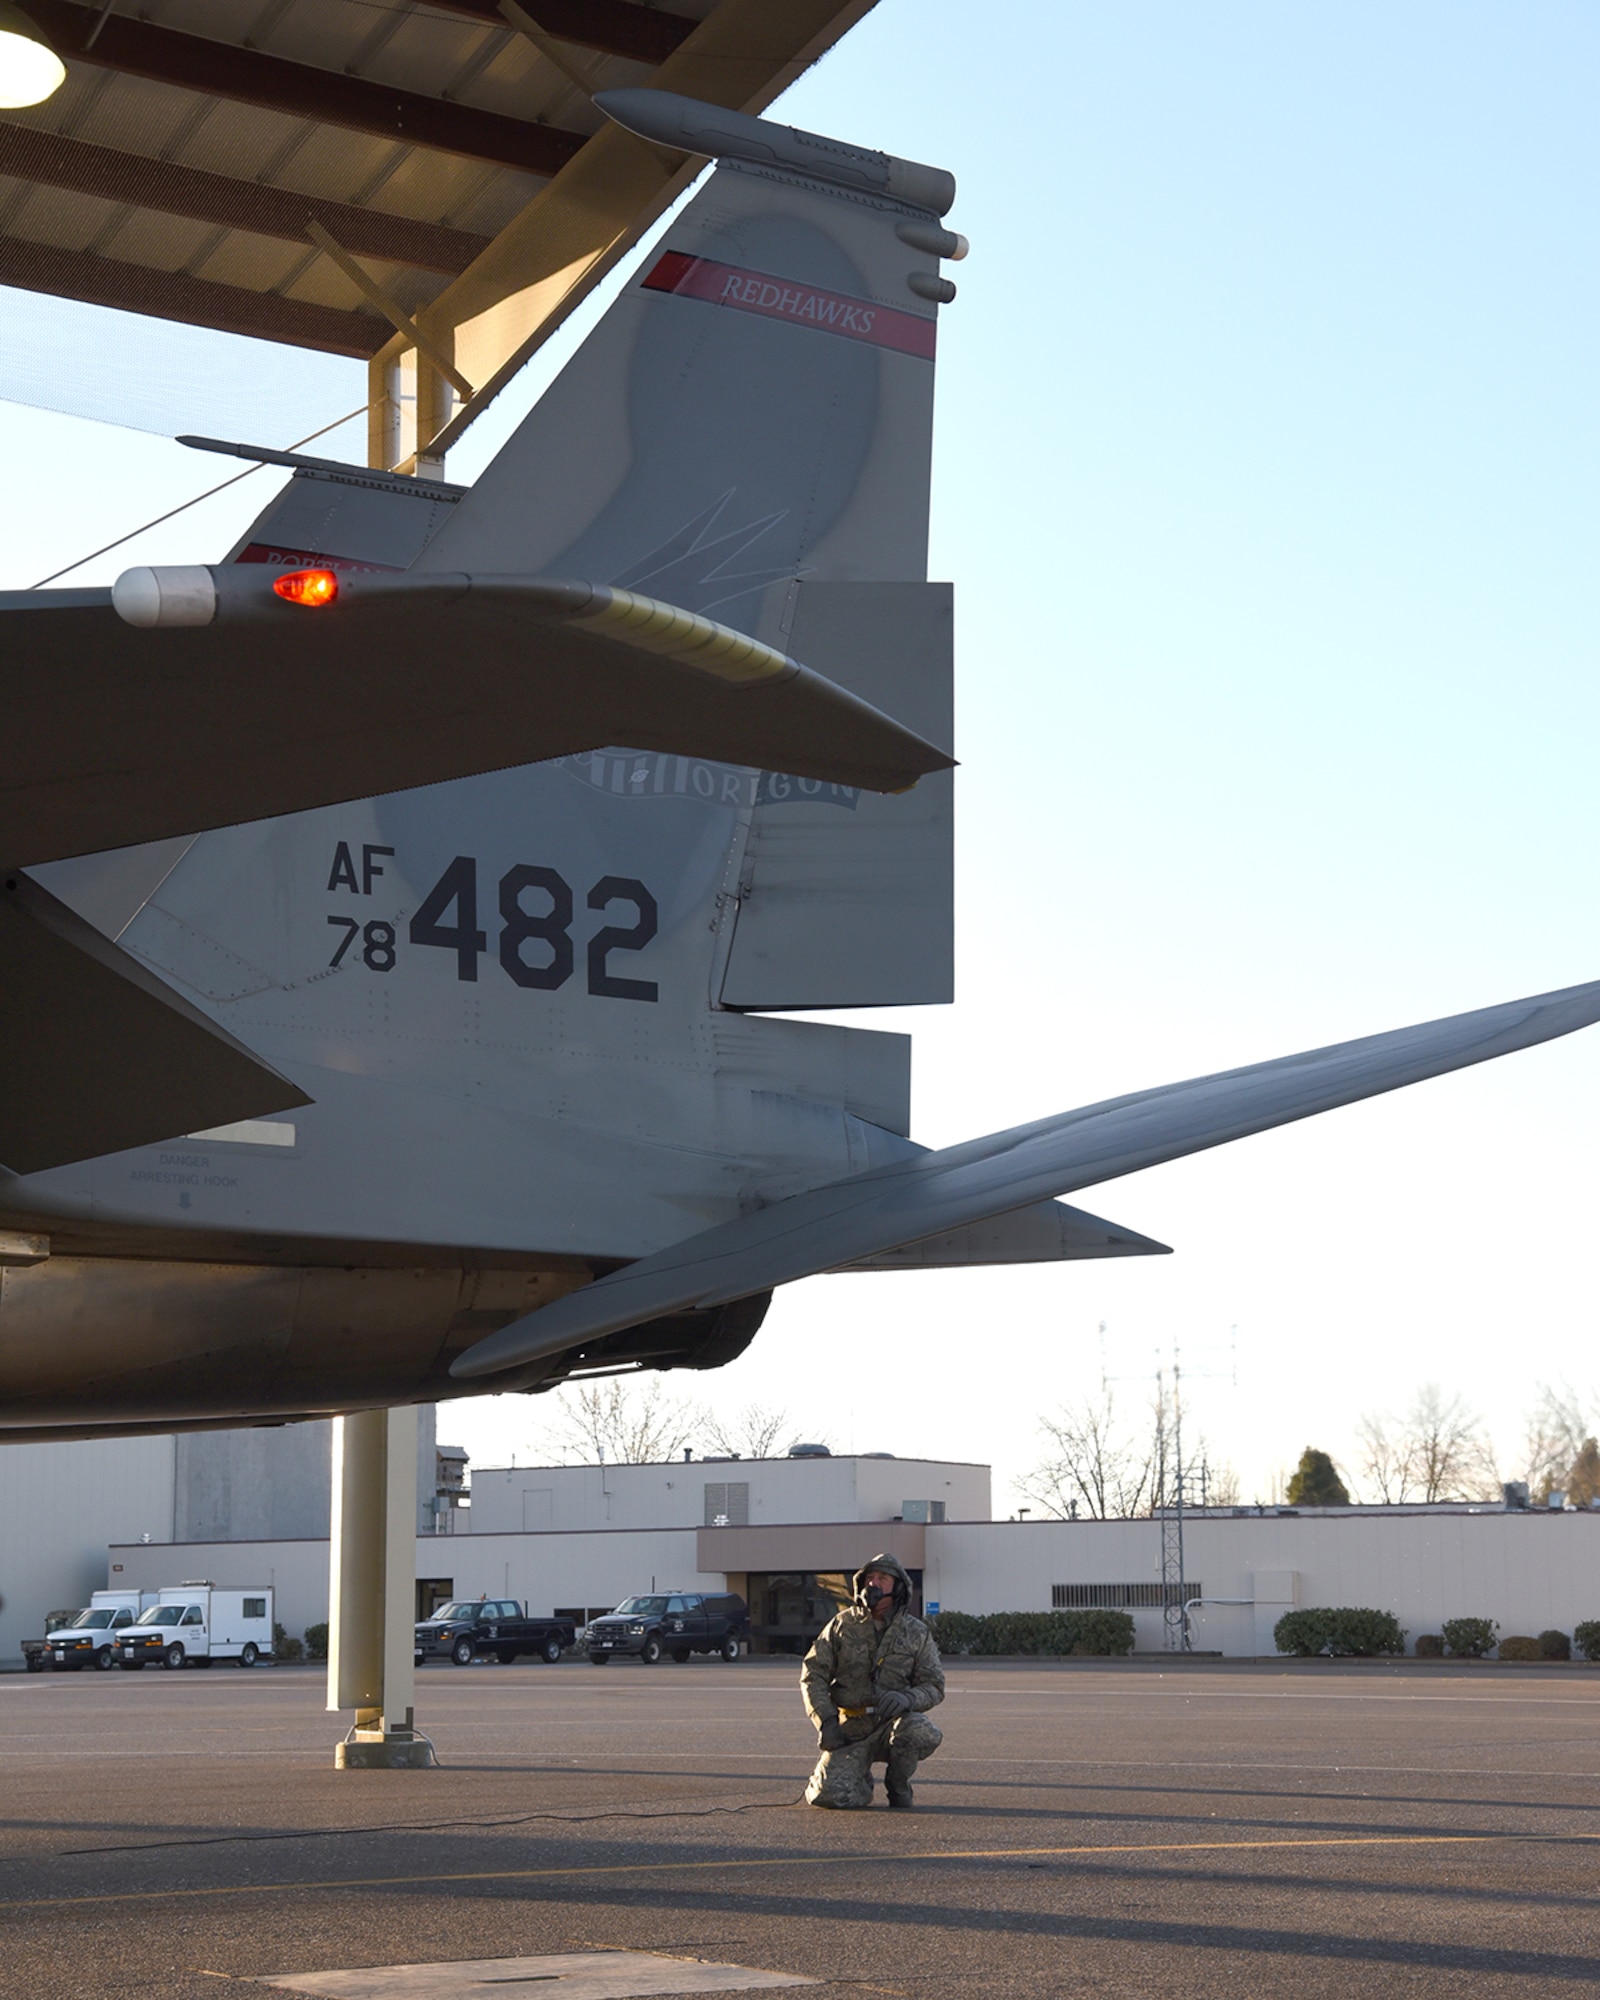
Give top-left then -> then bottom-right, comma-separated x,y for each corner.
1,122 -> 978,1430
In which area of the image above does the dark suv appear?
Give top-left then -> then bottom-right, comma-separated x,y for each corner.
583,1592 -> 748,1664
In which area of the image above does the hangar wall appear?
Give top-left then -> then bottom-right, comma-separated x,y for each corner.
0,1411 -> 444,1666
0,1432 -> 176,1668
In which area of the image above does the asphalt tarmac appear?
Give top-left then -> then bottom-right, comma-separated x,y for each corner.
4,1655 -> 1599,1998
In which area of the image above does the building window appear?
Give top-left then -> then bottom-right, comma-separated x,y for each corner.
1052,1581 -> 1202,1609
704,1480 -> 750,1526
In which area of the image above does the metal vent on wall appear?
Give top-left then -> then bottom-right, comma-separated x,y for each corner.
703,1480 -> 749,1527
1052,1581 -> 1202,1610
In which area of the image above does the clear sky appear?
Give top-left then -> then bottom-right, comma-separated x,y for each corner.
7,2 -> 1598,1508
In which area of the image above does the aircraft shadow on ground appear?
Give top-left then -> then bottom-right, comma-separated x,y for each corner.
417,1879 -> 1600,1982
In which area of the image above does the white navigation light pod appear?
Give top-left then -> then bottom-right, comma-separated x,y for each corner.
895,220 -> 969,262
112,566 -> 218,629
0,2 -> 64,109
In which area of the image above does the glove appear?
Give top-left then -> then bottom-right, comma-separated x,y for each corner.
873,1688 -> 912,1718
818,1719 -> 848,1752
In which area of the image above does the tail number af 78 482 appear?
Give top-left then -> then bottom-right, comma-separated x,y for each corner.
326,852 -> 658,1002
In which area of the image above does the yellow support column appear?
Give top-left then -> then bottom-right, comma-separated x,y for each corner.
328,1406 -> 435,1769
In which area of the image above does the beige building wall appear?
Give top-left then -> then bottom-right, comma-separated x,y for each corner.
927,1512 -> 1600,1654
466,1455 -> 989,1536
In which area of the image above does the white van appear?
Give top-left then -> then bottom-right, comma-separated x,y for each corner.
117,1583 -> 274,1670
43,1590 -> 161,1671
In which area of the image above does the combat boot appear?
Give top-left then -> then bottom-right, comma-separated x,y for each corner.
886,1782 -> 914,1808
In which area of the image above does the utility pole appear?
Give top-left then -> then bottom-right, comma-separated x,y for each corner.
1157,1352 -> 1188,1652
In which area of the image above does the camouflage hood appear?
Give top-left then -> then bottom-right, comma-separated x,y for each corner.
852,1552 -> 913,1614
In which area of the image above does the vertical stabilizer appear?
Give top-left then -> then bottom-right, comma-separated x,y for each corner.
416,104 -> 957,599
415,94 -> 960,1007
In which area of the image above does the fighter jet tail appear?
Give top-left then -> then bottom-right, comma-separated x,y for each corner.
451,975 -> 1600,1378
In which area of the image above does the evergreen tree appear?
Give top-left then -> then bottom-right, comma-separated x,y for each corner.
1286,1447 -> 1350,1506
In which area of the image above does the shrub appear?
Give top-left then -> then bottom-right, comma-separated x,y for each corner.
1538,1629 -> 1571,1661
273,1620 -> 305,1664
1497,1635 -> 1541,1662
928,1610 -> 984,1655
1441,1617 -> 1498,1658
1573,1620 -> 1600,1662
927,1609 -> 1134,1657
1414,1633 -> 1445,1658
304,1621 -> 329,1663
1274,1607 -> 1406,1658
1066,1611 -> 1137,1657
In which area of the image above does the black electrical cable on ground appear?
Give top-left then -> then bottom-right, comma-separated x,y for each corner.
64,1794 -> 809,1859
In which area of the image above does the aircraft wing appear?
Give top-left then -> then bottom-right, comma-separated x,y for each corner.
0,570 -> 953,868
452,975 -> 1600,1377
0,872 -> 309,1176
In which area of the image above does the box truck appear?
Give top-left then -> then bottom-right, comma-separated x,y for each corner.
117,1583 -> 274,1670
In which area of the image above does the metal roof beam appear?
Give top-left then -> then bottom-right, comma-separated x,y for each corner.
25,2 -> 588,178
0,125 -> 490,274
0,234 -> 388,356
424,1 -> 695,65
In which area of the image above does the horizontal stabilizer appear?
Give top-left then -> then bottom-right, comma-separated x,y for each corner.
0,872 -> 309,1175
0,570 -> 953,867
841,1198 -> 1170,1270
453,974 -> 1600,1377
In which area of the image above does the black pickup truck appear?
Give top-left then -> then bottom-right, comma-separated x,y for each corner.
413,1599 -> 576,1665
583,1592 -> 748,1664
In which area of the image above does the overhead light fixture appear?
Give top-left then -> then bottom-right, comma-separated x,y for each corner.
0,3 -> 64,108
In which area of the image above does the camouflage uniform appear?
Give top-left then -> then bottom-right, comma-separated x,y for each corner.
801,1552 -> 944,1808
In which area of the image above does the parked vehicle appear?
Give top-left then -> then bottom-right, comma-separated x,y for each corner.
413,1600 -> 577,1666
44,1590 -> 158,1671
21,1608 -> 78,1673
117,1584 -> 274,1670
584,1592 -> 748,1664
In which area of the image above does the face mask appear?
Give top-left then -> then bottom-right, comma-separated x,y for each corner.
863,1583 -> 891,1609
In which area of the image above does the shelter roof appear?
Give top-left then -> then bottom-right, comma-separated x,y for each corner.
0,0 -> 876,458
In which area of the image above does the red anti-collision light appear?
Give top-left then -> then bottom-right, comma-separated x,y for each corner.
273,567 -> 339,607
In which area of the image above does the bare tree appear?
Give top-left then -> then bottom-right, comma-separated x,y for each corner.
700,1402 -> 806,1460
1018,1390 -> 1160,1520
1407,1384 -> 1498,1501
1356,1412 -> 1417,1504
1357,1384 -> 1496,1503
540,1377 -> 702,1465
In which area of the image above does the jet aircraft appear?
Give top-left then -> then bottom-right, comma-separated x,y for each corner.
2,87 -> 1597,1443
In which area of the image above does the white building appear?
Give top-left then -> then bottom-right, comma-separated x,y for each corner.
10,1425 -> 1599,1664
467,1454 -> 989,1535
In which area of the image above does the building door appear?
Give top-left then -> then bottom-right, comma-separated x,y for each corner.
416,1578 -> 453,1619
